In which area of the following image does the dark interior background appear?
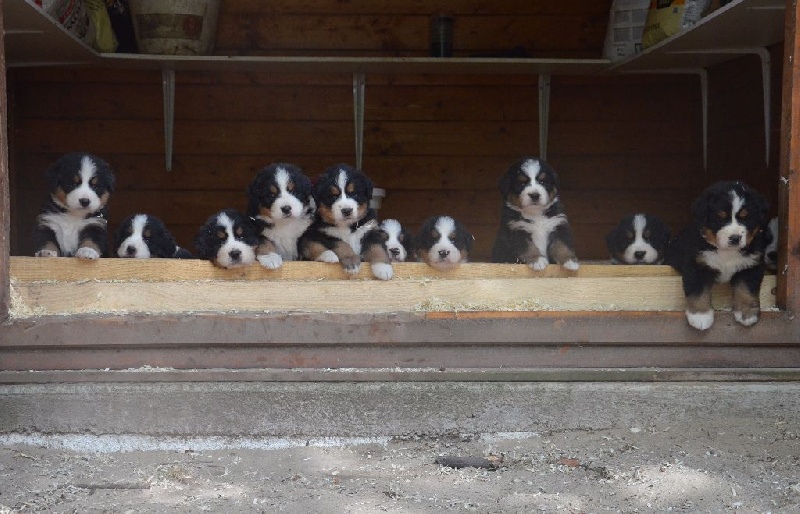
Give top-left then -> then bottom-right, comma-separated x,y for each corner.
7,0 -> 781,261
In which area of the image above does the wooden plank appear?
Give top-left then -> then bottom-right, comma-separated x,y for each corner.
8,272 -> 777,317
10,257 -> 680,282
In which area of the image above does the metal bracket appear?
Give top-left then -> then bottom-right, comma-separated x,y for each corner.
538,74 -> 551,160
667,48 -> 772,166
162,69 -> 175,171
353,71 -> 366,170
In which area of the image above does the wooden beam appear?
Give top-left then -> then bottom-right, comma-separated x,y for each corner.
8,257 -> 776,317
0,0 -> 10,322
778,0 -> 800,313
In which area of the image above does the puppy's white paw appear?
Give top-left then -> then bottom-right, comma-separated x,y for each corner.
35,249 -> 59,258
317,250 -> 339,263
562,259 -> 580,271
371,262 -> 393,281
734,310 -> 759,327
258,252 -> 283,269
343,262 -> 362,275
529,257 -> 549,271
686,310 -> 714,330
75,247 -> 100,260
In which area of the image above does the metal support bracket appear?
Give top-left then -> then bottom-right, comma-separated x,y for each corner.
538,74 -> 551,160
162,69 -> 175,171
353,71 -> 366,170
667,47 -> 772,166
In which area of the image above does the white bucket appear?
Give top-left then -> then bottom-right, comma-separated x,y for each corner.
129,0 -> 220,55
371,188 -> 386,211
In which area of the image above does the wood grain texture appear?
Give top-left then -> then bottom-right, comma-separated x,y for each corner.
0,4 -> 8,321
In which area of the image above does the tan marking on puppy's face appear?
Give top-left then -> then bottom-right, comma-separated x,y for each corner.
53,187 -> 68,207
701,227 -> 718,247
317,204 -> 337,225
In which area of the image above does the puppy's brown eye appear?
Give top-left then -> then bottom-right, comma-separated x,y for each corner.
73,175 -> 81,184
626,231 -> 634,240
330,186 -> 340,196
431,230 -> 440,239
235,227 -> 243,237
449,236 -> 457,243
287,182 -> 295,192
537,172 -> 547,182
346,183 -> 355,194
127,226 -> 134,235
643,229 -> 651,239
517,174 -> 528,183
717,210 -> 727,220
143,229 -> 151,239
217,230 -> 226,239
737,209 -> 749,219
269,185 -> 278,195
90,177 -> 98,186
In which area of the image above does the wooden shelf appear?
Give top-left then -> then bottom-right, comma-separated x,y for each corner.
608,0 -> 786,73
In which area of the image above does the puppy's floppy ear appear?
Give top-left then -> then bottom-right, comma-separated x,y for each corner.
605,226 -> 617,254
97,157 -> 116,193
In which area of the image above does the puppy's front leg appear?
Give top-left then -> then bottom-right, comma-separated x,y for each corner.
332,241 -> 361,275
519,242 -> 547,271
363,242 -> 393,280
685,283 -> 714,330
256,238 -> 283,269
731,266 -> 764,327
549,239 -> 580,271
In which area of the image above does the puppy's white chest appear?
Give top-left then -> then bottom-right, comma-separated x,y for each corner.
38,212 -> 106,256
699,249 -> 761,283
509,214 -> 566,254
323,220 -> 376,255
260,217 -> 312,261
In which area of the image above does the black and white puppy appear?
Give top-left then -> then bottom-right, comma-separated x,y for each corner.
379,218 -> 413,263
33,152 -> 115,260
413,215 -> 474,270
763,217 -> 778,271
246,163 -> 315,269
194,209 -> 261,269
665,181 -> 769,330
299,164 -> 393,280
491,157 -> 579,271
606,213 -> 671,265
115,214 -> 192,259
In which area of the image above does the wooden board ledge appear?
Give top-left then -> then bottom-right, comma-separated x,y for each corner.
7,256 -> 777,318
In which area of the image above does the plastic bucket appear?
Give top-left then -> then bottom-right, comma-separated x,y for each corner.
129,0 -> 220,55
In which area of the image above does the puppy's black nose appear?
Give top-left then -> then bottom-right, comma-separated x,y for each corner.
729,234 -> 742,246
634,250 -> 646,261
281,205 -> 292,215
389,248 -> 401,257
126,245 -> 136,256
529,192 -> 541,203
341,207 -> 353,217
229,249 -> 242,261
79,198 -> 91,208
438,249 -> 450,259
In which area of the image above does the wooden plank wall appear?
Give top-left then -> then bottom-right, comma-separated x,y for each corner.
7,1 -> 780,262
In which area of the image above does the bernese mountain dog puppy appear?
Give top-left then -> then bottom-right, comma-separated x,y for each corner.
665,181 -> 769,330
194,209 -> 261,269
299,164 -> 393,280
764,217 -> 778,271
246,163 -> 315,269
492,157 -> 579,271
413,215 -> 474,270
115,213 -> 192,259
33,152 -> 116,260
379,218 -> 413,263
606,213 -> 671,264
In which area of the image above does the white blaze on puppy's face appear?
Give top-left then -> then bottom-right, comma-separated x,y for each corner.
331,169 -> 360,224
215,212 -> 256,268
381,219 -> 407,262
716,191 -> 748,250
117,214 -> 150,258
624,214 -> 659,264
63,155 -> 103,213
519,159 -> 550,210
268,167 -> 306,221
427,216 -> 463,270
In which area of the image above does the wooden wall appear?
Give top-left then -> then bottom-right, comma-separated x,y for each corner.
7,1 -> 781,262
